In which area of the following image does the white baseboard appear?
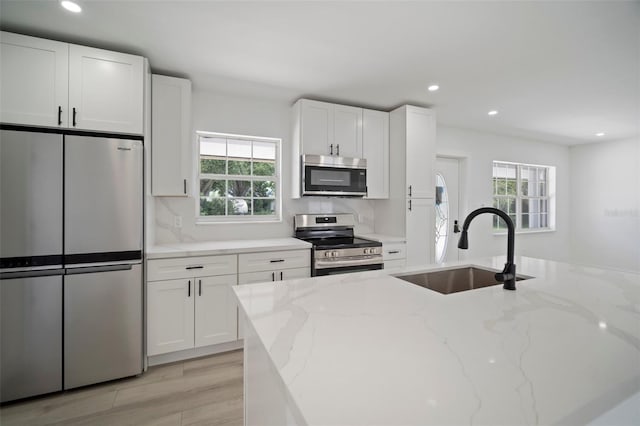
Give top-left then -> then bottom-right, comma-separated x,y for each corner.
147,339 -> 244,366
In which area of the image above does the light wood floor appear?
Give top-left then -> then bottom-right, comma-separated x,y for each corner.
0,349 -> 243,426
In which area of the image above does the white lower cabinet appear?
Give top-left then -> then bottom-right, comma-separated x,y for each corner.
147,255 -> 238,357
237,250 -> 310,338
194,274 -> 238,347
383,242 -> 407,270
147,278 -> 194,355
238,267 -> 310,285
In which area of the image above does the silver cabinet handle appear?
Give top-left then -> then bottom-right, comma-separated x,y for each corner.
336,144 -> 340,156
330,144 -> 334,155
408,200 -> 412,211
388,250 -> 400,254
183,179 -> 187,194
271,272 -> 275,281
408,185 -> 412,197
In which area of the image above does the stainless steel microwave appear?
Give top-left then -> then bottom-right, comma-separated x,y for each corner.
301,155 -> 367,197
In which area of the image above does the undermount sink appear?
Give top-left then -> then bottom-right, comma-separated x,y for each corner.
395,267 -> 531,295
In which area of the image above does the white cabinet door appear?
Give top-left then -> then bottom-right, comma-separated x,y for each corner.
281,267 -> 310,281
147,279 -> 194,356
238,267 -> 310,285
406,198 -> 435,267
300,99 -> 332,156
195,274 -> 238,347
406,107 -> 436,198
151,75 -> 191,196
0,32 -> 68,127
333,104 -> 362,158
362,109 -> 389,199
68,45 -> 143,134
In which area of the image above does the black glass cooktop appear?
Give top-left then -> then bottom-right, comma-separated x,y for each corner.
300,237 -> 381,250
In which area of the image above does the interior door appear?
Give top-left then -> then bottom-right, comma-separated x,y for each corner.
435,157 -> 461,263
64,135 -> 142,259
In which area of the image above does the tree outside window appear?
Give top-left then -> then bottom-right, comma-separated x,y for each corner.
198,133 -> 280,221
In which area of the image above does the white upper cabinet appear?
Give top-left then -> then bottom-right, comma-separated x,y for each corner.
405,106 -> 436,198
297,99 -> 363,158
151,75 -> 191,196
68,45 -> 143,134
0,32 -> 69,127
362,109 -> 389,199
0,31 -> 144,135
333,104 -> 363,158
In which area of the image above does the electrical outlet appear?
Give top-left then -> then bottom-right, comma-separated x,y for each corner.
174,215 -> 183,228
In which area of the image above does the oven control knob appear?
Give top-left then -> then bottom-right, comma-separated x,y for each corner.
331,251 -> 337,257
324,252 -> 331,258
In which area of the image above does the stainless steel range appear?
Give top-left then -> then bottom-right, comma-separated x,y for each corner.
294,214 -> 383,276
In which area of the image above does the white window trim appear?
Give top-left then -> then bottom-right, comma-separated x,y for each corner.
195,130 -> 282,224
492,160 -> 556,234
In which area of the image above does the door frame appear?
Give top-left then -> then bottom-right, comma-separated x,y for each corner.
435,152 -> 468,261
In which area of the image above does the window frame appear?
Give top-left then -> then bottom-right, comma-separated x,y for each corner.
492,160 -> 555,234
195,131 -> 282,224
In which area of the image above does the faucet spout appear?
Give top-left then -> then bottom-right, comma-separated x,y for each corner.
457,207 -> 517,290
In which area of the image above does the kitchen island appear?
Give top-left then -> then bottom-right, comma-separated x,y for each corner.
233,256 -> 640,425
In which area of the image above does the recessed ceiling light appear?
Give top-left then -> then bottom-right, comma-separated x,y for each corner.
428,85 -> 439,92
595,132 -> 605,137
60,0 -> 82,13
488,110 -> 498,116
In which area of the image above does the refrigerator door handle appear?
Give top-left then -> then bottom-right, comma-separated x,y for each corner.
65,264 -> 133,275
1,268 -> 65,280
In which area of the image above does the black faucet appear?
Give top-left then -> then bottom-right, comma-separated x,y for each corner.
456,207 -> 517,290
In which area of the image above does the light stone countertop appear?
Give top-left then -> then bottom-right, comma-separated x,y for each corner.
234,256 -> 640,425
146,238 -> 312,259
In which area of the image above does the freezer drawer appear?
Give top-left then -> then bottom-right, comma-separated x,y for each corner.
0,130 -> 63,264
64,263 -> 143,389
1,273 -> 63,402
64,136 -> 143,259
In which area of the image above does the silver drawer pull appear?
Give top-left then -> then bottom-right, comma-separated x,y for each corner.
269,259 -> 285,263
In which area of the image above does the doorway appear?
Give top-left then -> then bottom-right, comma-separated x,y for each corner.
435,157 -> 460,264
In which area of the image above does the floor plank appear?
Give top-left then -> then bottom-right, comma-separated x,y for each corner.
0,350 -> 244,426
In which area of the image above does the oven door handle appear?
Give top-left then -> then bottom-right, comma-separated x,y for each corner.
315,256 -> 383,269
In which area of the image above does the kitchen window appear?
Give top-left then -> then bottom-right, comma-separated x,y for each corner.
492,161 -> 555,232
197,131 -> 281,222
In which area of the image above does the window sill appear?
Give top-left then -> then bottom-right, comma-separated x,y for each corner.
493,228 -> 556,236
196,217 -> 282,225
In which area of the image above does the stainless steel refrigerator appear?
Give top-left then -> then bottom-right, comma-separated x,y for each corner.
0,128 -> 143,402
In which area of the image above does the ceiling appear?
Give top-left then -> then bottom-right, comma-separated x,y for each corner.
1,0 -> 639,145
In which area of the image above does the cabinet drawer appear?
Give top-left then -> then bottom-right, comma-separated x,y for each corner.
147,255 -> 237,281
383,243 -> 406,261
238,250 -> 310,274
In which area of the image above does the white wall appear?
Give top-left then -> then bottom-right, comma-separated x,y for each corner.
569,137 -> 640,272
152,89 -> 375,244
435,126 -> 571,262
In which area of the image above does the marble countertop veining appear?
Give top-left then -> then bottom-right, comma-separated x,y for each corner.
146,238 -> 312,259
233,256 -> 640,425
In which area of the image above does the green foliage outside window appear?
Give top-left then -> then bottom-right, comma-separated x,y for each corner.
198,135 -> 279,219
